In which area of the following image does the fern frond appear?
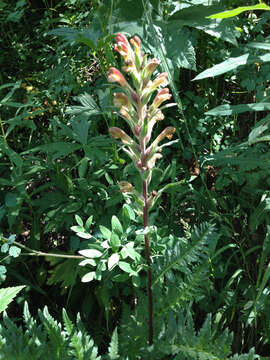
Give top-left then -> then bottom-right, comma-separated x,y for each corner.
106,328 -> 119,360
153,222 -> 216,286
62,309 -> 101,360
159,311 -> 233,360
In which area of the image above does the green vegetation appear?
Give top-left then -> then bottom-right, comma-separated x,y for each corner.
1,0 -> 270,358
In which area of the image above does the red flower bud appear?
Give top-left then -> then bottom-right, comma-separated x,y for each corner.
107,67 -> 128,87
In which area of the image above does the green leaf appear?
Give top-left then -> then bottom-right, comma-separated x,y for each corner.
207,3 -> 270,19
121,204 -> 135,223
107,328 -> 119,359
81,271 -> 96,283
85,216 -> 93,232
79,249 -> 103,258
79,258 -> 96,267
154,21 -> 196,71
248,115 -> 270,145
75,215 -> 83,227
110,233 -> 121,253
23,142 -> 81,160
108,253 -> 120,271
193,54 -> 249,80
169,4 -> 239,45
67,92 -> 100,117
8,246 -> 21,258
0,285 -> 25,313
118,261 -> 136,275
1,243 -> 9,253
206,103 -> 270,116
71,225 -> 85,233
5,192 -> 18,208
112,273 -> 129,282
246,42 -> 270,51
99,225 -> 112,239
47,258 -> 79,288
111,216 -> 123,235
78,157 -> 89,178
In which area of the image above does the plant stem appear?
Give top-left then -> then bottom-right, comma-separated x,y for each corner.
142,179 -> 153,345
13,241 -> 84,259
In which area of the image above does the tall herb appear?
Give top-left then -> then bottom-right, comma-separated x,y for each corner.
107,33 -> 177,345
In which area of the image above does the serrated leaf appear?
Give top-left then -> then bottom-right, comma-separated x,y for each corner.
0,286 -> 25,313
169,3 -> 238,45
81,272 -> 96,283
79,249 -> 103,258
108,328 -> 119,359
47,258 -> 79,288
108,253 -> 120,271
153,21 -> 196,71
111,216 -> 123,235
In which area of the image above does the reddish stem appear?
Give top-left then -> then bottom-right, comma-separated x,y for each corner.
142,179 -> 153,345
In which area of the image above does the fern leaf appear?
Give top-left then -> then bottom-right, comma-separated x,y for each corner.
153,223 -> 215,286
107,328 -> 119,359
0,285 -> 25,313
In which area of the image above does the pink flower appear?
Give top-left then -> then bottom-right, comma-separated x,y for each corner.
109,127 -> 133,145
115,33 -> 130,47
130,36 -> 141,55
150,126 -> 176,150
115,33 -> 133,62
151,88 -> 172,110
143,58 -> 160,82
151,72 -> 168,90
107,67 -> 128,87
113,93 -> 130,108
119,106 -> 131,121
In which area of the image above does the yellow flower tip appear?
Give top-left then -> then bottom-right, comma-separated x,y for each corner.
164,126 -> 176,140
123,59 -> 136,73
130,35 -> 141,54
151,110 -> 164,122
148,153 -> 163,169
152,88 -> 172,109
114,43 -> 130,61
152,72 -> 168,89
107,67 -> 128,87
120,106 -> 131,120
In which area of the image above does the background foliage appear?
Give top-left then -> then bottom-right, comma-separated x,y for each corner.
1,0 -> 270,358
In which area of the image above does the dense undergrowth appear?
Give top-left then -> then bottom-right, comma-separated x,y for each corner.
1,0 -> 270,358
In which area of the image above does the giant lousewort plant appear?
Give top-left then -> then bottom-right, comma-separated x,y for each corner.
107,33 -> 176,345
